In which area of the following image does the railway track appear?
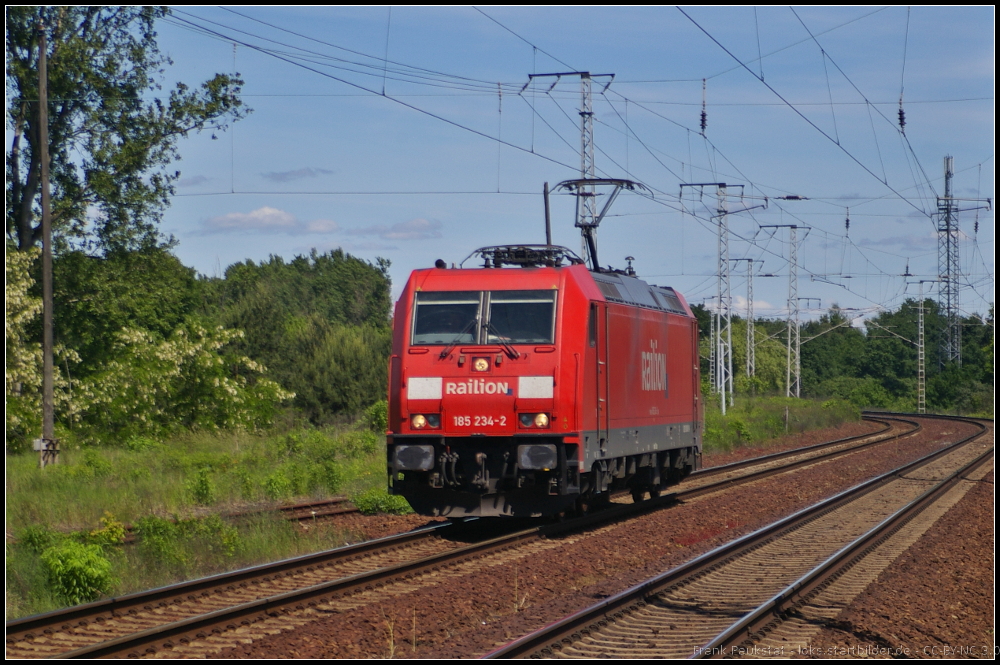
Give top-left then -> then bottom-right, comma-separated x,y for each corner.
2,415 -> 957,659
485,416 -> 992,658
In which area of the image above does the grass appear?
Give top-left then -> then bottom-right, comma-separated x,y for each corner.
702,395 -> 861,455
5,418 -> 407,620
6,426 -> 386,533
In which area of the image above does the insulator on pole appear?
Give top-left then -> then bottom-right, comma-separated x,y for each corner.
700,79 -> 707,135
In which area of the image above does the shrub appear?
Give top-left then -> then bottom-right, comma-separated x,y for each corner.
318,460 -> 344,494
87,512 -> 127,547
351,488 -> 412,515
18,524 -> 60,555
40,540 -> 113,605
134,515 -> 186,565
187,467 -> 216,505
263,470 -> 293,501
341,430 -> 380,458
364,400 -> 388,433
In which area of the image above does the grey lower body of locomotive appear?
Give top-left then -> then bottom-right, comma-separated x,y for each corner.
388,421 -> 700,518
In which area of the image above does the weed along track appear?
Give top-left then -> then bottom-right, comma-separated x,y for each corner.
4,523 -> 463,658
488,416 -> 991,659
4,415 -> 977,658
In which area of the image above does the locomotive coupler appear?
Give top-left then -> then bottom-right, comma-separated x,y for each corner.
471,452 -> 490,489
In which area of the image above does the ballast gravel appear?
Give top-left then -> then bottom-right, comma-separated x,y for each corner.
215,418 -> 979,659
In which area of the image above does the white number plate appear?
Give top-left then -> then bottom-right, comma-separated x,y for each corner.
452,415 -> 507,427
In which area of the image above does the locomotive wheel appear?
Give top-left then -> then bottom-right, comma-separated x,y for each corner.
649,486 -> 662,499
631,487 -> 646,503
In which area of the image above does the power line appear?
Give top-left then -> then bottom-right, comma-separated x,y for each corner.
676,7 -> 936,221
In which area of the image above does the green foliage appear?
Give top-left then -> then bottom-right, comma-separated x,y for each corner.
816,376 -> 894,409
187,468 -> 216,505
133,515 -> 184,565
40,540 -> 113,605
364,400 -> 389,433
49,249 -> 202,373
201,249 -> 392,423
263,469 -> 294,501
340,430 -> 381,458
703,396 -> 860,453
17,525 -> 60,555
5,245 -> 77,451
69,323 -> 294,445
6,7 -> 248,253
351,487 -> 413,516
699,303 -> 992,413
86,512 -> 127,547
729,418 -> 751,443
6,418 -> 391,619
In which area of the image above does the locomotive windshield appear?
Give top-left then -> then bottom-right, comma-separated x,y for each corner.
412,291 -> 480,344
411,290 -> 556,345
487,291 -> 556,344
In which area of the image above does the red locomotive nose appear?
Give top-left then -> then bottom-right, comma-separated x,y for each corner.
386,245 -> 701,518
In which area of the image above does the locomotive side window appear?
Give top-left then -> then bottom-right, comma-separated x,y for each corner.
412,291 -> 482,344
486,290 -> 557,344
588,303 -> 597,347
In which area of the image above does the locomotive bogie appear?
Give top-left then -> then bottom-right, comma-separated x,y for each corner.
386,253 -> 702,518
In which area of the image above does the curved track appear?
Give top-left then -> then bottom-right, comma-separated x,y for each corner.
485,416 -> 991,658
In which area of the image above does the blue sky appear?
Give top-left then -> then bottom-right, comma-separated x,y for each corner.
155,6 -> 994,323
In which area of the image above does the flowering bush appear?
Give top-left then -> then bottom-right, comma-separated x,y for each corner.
5,247 -> 77,449
6,244 -> 293,448
72,323 -> 294,444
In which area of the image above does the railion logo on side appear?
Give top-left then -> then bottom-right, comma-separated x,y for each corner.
642,339 -> 666,392
445,379 -> 513,396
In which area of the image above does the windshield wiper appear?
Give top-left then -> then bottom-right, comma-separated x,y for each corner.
486,321 -> 521,360
439,318 -> 478,359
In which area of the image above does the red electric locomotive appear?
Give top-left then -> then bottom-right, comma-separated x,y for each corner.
386,244 -> 702,518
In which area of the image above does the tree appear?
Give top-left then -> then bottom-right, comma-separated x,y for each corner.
6,7 -> 247,252
201,249 -> 394,422
49,248 -> 202,373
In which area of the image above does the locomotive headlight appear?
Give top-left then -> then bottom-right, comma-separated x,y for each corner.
518,413 -> 550,428
410,414 -> 441,430
472,357 -> 490,372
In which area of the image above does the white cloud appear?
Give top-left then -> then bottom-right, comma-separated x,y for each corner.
733,295 -> 775,312
202,207 -> 338,235
260,167 -> 335,183
345,217 -> 443,241
305,219 -> 340,233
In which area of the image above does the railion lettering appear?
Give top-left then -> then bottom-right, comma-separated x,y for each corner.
445,380 -> 513,396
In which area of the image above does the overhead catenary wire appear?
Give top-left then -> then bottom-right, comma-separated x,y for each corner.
158,7 -> 991,323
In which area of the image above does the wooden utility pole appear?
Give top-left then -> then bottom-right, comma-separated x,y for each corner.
38,23 -> 58,467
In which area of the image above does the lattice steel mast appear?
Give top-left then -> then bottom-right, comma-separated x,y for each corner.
524,71 -> 614,270
937,156 -> 961,366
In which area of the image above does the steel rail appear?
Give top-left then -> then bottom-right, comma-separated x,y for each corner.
57,526 -> 545,659
696,442 -> 994,657
691,416 -> 893,479
5,520 -> 455,644
5,415 -> 938,657
483,415 -> 987,658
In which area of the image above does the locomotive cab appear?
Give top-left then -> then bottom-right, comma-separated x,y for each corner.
387,246 -> 701,518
